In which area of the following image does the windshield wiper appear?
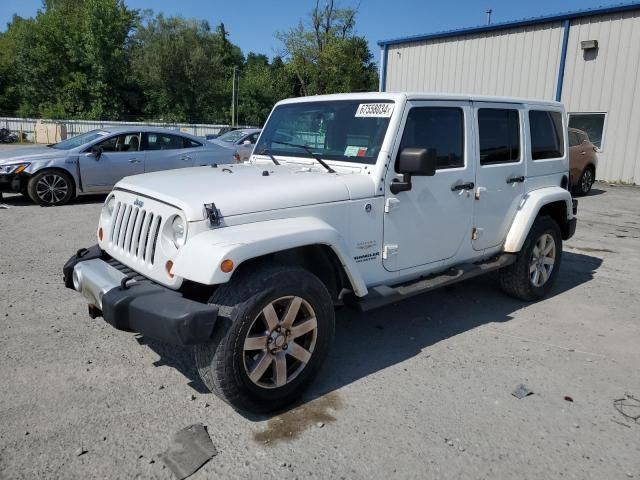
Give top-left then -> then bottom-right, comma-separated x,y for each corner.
256,148 -> 280,166
271,141 -> 335,173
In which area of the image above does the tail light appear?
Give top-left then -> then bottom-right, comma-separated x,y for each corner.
233,152 -> 241,162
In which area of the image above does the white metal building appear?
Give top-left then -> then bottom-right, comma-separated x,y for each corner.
378,2 -> 640,183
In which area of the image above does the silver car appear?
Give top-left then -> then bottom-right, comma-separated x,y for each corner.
208,128 -> 261,162
0,127 -> 229,206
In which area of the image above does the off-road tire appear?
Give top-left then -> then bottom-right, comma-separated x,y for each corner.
573,165 -> 595,196
27,169 -> 75,206
194,263 -> 335,413
499,215 -> 562,301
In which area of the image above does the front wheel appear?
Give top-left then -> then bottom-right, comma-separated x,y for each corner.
27,170 -> 75,206
499,216 -> 562,301
194,264 -> 335,413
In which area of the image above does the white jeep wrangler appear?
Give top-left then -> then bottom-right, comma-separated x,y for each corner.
64,93 -> 577,412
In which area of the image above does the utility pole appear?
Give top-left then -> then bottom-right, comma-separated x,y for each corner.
231,67 -> 236,127
486,8 -> 493,25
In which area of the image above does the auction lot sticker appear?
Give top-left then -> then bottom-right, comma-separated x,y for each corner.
355,103 -> 394,118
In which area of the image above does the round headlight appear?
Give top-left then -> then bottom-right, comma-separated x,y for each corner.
171,216 -> 186,247
105,196 -> 116,216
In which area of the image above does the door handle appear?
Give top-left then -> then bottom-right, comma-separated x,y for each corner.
181,155 -> 192,161
581,151 -> 586,155
506,175 -> 525,184
128,158 -> 141,164
451,181 -> 475,191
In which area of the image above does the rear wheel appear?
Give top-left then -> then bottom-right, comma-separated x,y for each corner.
27,169 -> 75,206
194,264 -> 335,413
574,166 -> 594,196
499,216 -> 562,301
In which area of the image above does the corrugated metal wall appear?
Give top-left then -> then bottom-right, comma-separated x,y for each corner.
385,23 -> 564,100
562,10 -> 640,183
384,10 -> 640,183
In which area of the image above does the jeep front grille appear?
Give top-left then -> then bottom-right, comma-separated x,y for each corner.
109,201 -> 162,265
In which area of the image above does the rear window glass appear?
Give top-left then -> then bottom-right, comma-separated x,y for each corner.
529,110 -> 564,160
478,109 -> 520,165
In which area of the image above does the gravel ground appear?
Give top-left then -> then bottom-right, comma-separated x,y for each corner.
1,183 -> 639,479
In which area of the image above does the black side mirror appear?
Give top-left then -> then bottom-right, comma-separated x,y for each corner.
390,148 -> 437,194
91,145 -> 103,159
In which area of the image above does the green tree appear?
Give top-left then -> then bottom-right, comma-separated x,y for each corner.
277,0 -> 378,96
0,16 -> 27,115
130,16 -> 244,123
237,53 -> 295,126
12,0 -> 138,119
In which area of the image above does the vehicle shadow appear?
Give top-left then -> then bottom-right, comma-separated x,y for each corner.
140,251 -> 603,417
583,188 -> 606,197
0,192 -> 107,206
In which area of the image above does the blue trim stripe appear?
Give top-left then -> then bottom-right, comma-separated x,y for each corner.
380,44 -> 389,92
555,20 -> 571,102
377,1 -> 640,46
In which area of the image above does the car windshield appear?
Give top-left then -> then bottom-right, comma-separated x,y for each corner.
216,130 -> 249,143
254,100 -> 394,165
50,130 -> 109,150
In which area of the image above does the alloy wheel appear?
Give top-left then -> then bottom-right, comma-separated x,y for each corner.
581,169 -> 593,194
529,233 -> 556,287
36,174 -> 69,204
243,296 -> 318,389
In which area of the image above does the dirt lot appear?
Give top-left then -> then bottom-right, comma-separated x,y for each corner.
1,183 -> 639,479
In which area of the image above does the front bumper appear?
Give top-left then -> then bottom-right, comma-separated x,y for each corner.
63,245 -> 218,346
0,172 -> 29,193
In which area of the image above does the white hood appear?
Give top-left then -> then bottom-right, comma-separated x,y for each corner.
115,163 -> 376,221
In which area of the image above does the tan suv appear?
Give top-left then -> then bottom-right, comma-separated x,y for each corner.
569,128 -> 598,196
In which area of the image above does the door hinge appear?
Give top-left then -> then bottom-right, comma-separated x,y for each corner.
384,198 -> 400,213
382,244 -> 398,260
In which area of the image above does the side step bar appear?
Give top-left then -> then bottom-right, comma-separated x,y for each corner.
355,253 -> 517,312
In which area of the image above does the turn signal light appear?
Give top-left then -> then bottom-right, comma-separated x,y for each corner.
98,227 -> 103,241
166,260 -> 174,278
220,259 -> 234,273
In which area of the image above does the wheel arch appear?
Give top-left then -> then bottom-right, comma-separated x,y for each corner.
503,187 -> 573,253
29,165 -> 78,194
173,217 -> 368,298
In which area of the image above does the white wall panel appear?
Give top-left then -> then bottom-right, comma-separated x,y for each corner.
386,23 -> 564,100
562,11 -> 640,183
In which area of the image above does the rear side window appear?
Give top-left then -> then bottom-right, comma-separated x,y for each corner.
529,110 -> 564,160
145,133 -> 185,151
569,131 -> 580,147
398,107 -> 464,170
478,109 -> 520,165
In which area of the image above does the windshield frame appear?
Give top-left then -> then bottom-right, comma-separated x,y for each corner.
254,99 -> 395,167
50,129 -> 109,150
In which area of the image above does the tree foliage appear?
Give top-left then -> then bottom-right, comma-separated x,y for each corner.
277,0 -> 378,96
0,0 -> 377,125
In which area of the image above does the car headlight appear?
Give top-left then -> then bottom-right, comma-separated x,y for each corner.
0,162 -> 30,175
171,216 -> 186,247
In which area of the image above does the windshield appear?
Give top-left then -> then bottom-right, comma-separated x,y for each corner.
51,130 -> 109,150
255,100 -> 394,165
216,130 -> 249,143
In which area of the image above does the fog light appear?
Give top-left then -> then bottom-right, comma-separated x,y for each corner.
166,260 -> 174,278
220,259 -> 234,273
98,227 -> 103,241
